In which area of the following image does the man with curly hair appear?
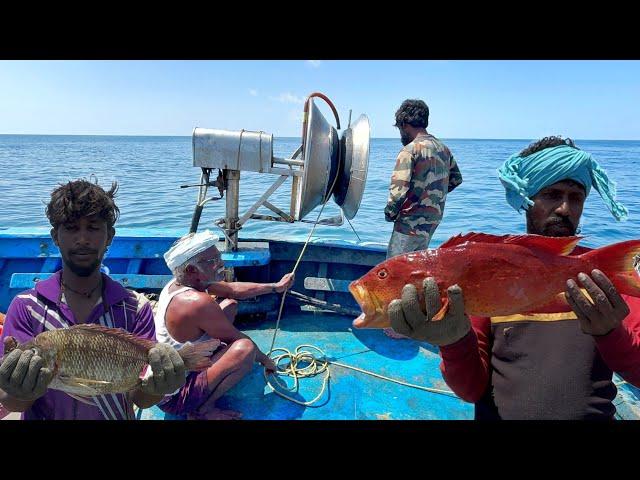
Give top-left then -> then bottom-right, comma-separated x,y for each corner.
0,179 -> 186,419
387,136 -> 640,419
384,99 -> 463,338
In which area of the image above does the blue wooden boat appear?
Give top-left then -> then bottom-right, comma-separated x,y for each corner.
1,227 -> 639,420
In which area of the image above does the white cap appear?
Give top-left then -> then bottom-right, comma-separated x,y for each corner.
164,230 -> 219,272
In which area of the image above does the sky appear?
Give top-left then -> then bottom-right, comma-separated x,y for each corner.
1,60 -> 639,140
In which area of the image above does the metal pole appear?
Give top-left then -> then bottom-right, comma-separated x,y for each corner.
225,169 -> 240,252
272,157 -> 304,167
189,169 -> 210,233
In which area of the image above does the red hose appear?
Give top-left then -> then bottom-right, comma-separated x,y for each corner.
301,92 -> 341,155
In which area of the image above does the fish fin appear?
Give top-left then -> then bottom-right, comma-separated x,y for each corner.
439,232 -> 582,256
431,297 -> 450,322
439,233 -> 483,249
526,289 -> 597,314
69,324 -> 157,351
178,339 -> 222,371
581,240 -> 640,297
57,374 -> 109,394
70,377 -> 113,386
65,392 -> 98,406
504,235 -> 582,256
3,336 -> 18,355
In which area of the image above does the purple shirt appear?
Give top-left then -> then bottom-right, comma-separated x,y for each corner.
0,270 -> 156,420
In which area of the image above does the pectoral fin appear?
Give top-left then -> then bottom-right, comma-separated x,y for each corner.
58,374 -> 113,396
432,297 -> 450,321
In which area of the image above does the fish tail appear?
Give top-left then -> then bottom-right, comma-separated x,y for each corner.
177,339 -> 222,372
582,240 -> 640,297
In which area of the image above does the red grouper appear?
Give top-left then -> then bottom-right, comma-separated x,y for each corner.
349,232 -> 640,329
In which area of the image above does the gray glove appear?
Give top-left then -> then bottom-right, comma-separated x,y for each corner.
389,277 -> 471,346
140,343 -> 187,396
0,338 -> 54,401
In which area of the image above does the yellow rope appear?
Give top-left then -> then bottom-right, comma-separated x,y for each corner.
263,344 -> 457,406
263,345 -> 330,407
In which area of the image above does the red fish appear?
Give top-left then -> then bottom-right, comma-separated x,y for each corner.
349,233 -> 640,329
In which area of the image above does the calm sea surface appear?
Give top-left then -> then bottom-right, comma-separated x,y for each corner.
0,135 -> 638,248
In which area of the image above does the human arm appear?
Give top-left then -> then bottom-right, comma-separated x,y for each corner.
131,343 -> 187,408
0,299 -> 53,412
126,298 -> 187,408
388,278 -> 492,402
0,343 -> 53,412
181,293 -> 276,372
565,269 -> 640,386
207,273 -> 294,300
384,150 -> 414,222
448,156 -> 463,193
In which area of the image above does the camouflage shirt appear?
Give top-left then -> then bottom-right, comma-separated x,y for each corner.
384,133 -> 462,236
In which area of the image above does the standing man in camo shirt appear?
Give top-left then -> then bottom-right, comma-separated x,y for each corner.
384,99 -> 463,259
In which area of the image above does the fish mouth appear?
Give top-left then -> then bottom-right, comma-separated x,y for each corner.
349,282 -> 386,328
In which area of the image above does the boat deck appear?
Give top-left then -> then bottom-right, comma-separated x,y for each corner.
140,310 -> 474,420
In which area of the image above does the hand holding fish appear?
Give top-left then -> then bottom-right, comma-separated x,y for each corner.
0,338 -> 54,401
139,343 -> 187,396
388,277 -> 471,346
565,269 -> 631,336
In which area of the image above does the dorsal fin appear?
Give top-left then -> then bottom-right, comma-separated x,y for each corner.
439,232 -> 582,256
69,324 -> 156,351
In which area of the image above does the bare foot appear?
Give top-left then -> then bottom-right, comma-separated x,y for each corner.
188,407 -> 243,420
383,327 -> 410,340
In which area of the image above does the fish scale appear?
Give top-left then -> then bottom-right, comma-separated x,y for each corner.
46,327 -> 150,393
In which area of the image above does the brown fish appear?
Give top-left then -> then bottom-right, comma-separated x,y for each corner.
3,324 -> 220,401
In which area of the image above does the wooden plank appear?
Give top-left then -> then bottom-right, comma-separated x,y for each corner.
304,277 -> 352,293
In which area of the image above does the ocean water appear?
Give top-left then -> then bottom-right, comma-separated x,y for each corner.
0,135 -> 638,249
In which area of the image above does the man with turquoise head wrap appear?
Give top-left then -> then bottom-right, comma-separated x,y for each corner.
386,136 -> 640,420
498,138 -> 628,225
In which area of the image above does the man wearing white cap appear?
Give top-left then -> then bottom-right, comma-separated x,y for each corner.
154,230 -> 294,420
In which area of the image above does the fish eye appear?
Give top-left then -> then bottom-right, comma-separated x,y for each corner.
377,269 -> 388,279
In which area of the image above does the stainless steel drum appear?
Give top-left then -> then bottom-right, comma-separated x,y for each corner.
192,127 -> 273,172
333,114 -> 370,219
294,98 -> 340,220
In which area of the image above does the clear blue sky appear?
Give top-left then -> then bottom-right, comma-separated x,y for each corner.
1,60 -> 638,140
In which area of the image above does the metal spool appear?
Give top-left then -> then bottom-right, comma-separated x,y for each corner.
294,98 -> 340,221
333,114 -> 370,219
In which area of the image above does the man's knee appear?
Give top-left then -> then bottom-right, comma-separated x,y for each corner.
228,338 -> 256,364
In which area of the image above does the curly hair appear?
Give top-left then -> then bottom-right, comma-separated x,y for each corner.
46,178 -> 120,229
394,99 -> 429,129
519,136 -> 578,157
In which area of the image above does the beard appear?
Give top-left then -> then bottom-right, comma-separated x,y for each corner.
62,250 -> 103,277
528,215 -> 577,237
400,131 -> 412,146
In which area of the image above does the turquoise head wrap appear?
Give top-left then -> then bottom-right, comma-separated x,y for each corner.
497,144 -> 628,221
